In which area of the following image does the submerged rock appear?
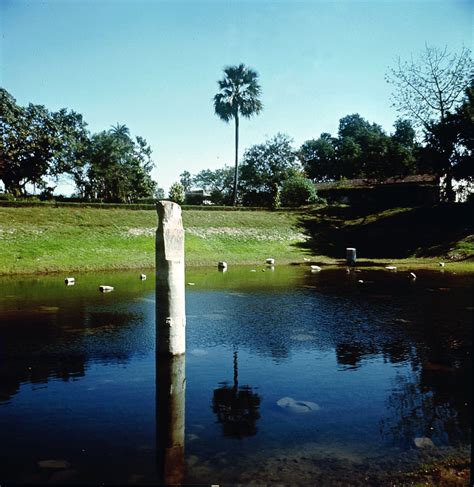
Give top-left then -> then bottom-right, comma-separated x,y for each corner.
37,459 -> 71,469
276,396 -> 320,413
290,334 -> 314,342
49,469 -> 77,483
414,437 -> 435,448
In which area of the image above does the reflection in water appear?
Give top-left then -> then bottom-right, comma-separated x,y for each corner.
0,268 -> 471,484
212,350 -> 261,438
156,354 -> 186,485
380,345 -> 472,449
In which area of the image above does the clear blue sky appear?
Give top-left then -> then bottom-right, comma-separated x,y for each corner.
1,0 -> 472,194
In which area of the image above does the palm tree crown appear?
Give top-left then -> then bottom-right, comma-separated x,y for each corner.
214,64 -> 263,122
214,64 -> 263,205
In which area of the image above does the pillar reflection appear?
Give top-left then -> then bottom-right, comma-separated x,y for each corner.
156,354 -> 186,485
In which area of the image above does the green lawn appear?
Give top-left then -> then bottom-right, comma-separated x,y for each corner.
0,204 -> 473,275
0,207 -> 308,274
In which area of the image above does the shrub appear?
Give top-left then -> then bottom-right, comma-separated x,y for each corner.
280,176 -> 318,207
168,182 -> 185,205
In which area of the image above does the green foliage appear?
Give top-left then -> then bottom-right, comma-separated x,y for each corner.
0,88 -> 88,196
179,170 -> 193,191
271,183 -> 281,210
155,187 -> 166,199
213,64 -> 263,123
214,64 -> 263,205
193,166 -> 234,205
299,115 -> 419,182
420,81 -> 474,200
280,176 -> 318,207
299,133 -> 337,182
168,182 -> 185,205
0,89 -> 158,202
240,133 -> 300,206
337,114 -> 391,179
73,126 -> 156,202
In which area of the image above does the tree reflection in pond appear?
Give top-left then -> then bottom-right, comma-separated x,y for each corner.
212,350 -> 261,438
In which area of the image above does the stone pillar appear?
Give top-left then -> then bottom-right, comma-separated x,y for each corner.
346,247 -> 357,266
156,201 -> 186,356
156,354 -> 185,485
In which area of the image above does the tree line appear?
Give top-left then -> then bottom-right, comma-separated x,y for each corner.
0,89 -> 156,202
1,45 -> 472,206
175,78 -> 472,207
196,45 -> 472,206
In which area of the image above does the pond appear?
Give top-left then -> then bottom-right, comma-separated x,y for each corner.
0,266 -> 471,485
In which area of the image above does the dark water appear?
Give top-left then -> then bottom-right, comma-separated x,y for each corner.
0,266 -> 472,485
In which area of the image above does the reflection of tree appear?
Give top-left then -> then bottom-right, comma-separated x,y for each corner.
212,351 -> 261,438
336,342 -> 376,370
380,359 -> 472,449
0,309 -> 141,402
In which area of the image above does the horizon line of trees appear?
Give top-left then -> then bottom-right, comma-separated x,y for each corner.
174,79 -> 472,207
168,45 -> 472,207
1,45 -> 473,207
0,88 -> 157,202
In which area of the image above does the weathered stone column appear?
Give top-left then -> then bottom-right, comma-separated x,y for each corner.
156,201 -> 186,356
346,247 -> 357,266
156,354 -> 186,485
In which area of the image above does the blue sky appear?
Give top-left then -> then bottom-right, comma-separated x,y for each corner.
1,0 -> 472,194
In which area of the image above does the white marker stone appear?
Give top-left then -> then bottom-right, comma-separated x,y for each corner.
99,285 -> 114,292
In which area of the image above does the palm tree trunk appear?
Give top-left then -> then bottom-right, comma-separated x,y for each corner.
233,350 -> 238,390
232,114 -> 239,206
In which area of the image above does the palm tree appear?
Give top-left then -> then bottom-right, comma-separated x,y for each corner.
110,123 -> 131,144
214,64 -> 263,206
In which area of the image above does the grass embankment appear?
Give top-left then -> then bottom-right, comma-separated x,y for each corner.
0,207 -> 307,274
0,203 -> 473,275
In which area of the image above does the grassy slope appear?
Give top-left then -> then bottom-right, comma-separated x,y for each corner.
0,204 -> 473,275
298,203 -> 474,262
0,207 -> 308,274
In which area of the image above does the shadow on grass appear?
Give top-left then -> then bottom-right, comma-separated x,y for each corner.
295,203 -> 474,259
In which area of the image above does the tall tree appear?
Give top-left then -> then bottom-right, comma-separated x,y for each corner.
75,126 -> 156,202
179,170 -> 193,192
298,133 -> 337,182
386,45 -> 472,200
214,64 -> 263,206
420,82 -> 474,198
193,166 -> 234,205
385,119 -> 418,177
336,114 -> 391,179
0,88 -> 88,196
239,133 -> 299,207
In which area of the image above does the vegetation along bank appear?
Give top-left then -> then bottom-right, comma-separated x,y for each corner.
0,203 -> 472,275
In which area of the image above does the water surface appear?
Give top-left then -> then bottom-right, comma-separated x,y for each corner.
0,266 -> 471,485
